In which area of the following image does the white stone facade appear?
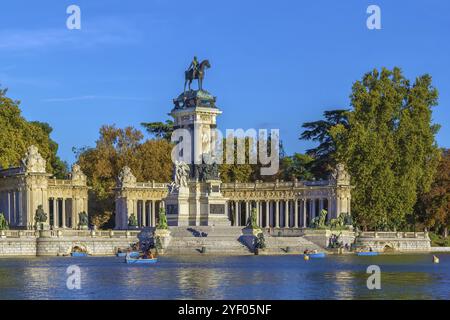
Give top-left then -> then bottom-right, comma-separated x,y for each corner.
0,146 -> 89,229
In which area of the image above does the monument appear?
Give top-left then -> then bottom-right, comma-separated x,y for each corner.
165,57 -> 230,226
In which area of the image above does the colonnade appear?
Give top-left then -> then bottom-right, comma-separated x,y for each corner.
48,197 -> 88,228
0,190 -> 23,227
226,198 -> 330,228
125,199 -> 162,228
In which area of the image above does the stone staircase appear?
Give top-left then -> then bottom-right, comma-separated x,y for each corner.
263,235 -> 325,254
165,226 -> 252,255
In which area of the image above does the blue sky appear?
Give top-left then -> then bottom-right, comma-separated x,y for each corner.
0,0 -> 449,165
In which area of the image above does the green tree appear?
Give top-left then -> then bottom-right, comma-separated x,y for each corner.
141,120 -> 174,141
0,87 -> 67,177
331,67 -> 440,230
300,109 -> 349,179
279,153 -> 314,181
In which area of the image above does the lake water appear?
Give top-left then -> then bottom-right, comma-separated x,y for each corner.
0,254 -> 449,300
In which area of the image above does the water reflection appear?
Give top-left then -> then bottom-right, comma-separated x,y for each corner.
0,254 -> 449,299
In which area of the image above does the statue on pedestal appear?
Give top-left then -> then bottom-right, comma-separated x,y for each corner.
78,211 -> 89,229
117,166 -> 137,188
34,205 -> 48,230
184,57 -> 211,92
192,153 -> 220,182
21,145 -> 46,173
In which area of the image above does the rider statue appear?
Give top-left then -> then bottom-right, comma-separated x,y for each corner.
188,56 -> 199,81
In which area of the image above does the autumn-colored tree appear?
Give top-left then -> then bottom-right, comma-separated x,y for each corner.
76,125 -> 173,228
0,87 -> 67,177
420,149 -> 450,237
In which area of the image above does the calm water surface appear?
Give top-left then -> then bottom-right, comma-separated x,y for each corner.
0,254 -> 449,299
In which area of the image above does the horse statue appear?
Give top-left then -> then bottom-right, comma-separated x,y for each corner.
184,59 -> 211,92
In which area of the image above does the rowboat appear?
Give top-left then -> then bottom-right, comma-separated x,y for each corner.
125,256 -> 158,264
71,252 -> 88,257
117,251 -> 139,258
357,251 -> 379,256
304,252 -> 326,258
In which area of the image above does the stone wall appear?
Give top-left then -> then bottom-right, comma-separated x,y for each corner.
0,230 -> 139,257
354,231 -> 431,252
0,238 -> 36,256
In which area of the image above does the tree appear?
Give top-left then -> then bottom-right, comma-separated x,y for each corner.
75,125 -> 173,229
279,153 -> 314,181
141,120 -> 174,141
420,149 -> 450,237
300,109 -> 349,179
0,87 -> 67,177
331,67 -> 440,230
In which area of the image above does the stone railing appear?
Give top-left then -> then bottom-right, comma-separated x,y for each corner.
0,230 -> 37,238
48,179 -> 73,186
135,182 -> 168,189
358,231 -> 428,239
221,179 -> 332,191
0,229 -> 141,239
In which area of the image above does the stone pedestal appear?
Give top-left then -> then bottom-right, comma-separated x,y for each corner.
154,228 -> 172,254
166,180 -> 230,226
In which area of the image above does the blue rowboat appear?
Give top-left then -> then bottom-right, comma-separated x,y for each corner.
357,251 -> 379,256
125,256 -> 158,264
304,252 -> 326,258
117,251 -> 139,258
71,252 -> 88,257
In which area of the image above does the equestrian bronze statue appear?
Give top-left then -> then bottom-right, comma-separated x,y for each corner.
184,57 -> 211,92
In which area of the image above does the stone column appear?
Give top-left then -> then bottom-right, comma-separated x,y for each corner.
133,200 -> 138,220
12,191 -> 16,226
62,198 -> 66,228
225,201 -> 229,224
303,199 -> 307,227
336,195 -> 341,218
255,200 -> 260,226
152,200 -> 156,227
275,200 -> 279,228
53,198 -> 58,228
294,199 -> 298,228
245,201 -> 250,225
347,197 -> 351,216
17,190 -> 23,226
265,201 -> 269,228
193,122 -> 202,165
233,201 -> 238,226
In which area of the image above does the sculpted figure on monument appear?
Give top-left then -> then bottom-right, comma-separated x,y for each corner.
21,145 -> 46,173
78,211 -> 89,228
184,57 -> 211,92
71,164 -> 87,185
193,154 -> 220,182
34,205 -> 48,230
117,166 -> 137,188
330,163 -> 350,185
170,160 -> 190,193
